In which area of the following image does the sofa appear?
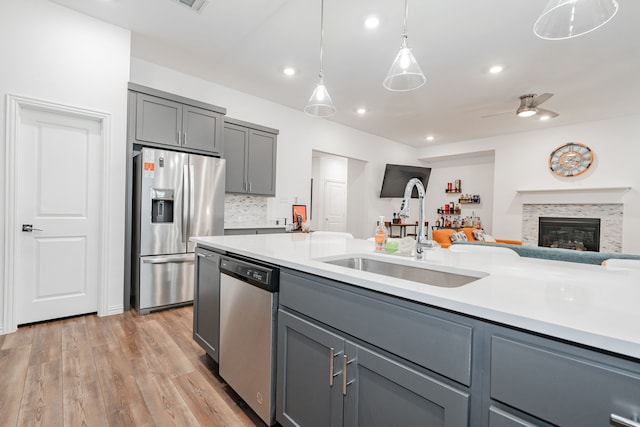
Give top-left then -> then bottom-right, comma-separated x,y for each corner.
432,228 -> 522,249
453,241 -> 640,265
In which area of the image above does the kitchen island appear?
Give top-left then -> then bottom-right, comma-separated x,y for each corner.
192,233 -> 640,427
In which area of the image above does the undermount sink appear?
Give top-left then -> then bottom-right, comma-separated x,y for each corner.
323,256 -> 483,288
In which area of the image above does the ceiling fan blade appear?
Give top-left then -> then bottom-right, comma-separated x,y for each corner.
480,111 -> 511,118
536,108 -> 559,118
532,93 -> 553,107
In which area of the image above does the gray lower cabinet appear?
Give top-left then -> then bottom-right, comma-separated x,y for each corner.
489,332 -> 640,427
277,309 -> 469,427
276,268 -> 472,427
131,87 -> 224,155
223,119 -> 277,196
192,247 -> 221,362
277,309 -> 344,427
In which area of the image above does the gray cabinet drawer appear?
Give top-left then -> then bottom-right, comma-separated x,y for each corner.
280,270 -> 473,386
491,336 -> 640,427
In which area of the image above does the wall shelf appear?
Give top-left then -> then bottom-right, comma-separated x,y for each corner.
437,209 -> 460,215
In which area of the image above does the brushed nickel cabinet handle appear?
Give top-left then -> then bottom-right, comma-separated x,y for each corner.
329,347 -> 334,386
342,354 -> 347,396
611,414 -> 640,427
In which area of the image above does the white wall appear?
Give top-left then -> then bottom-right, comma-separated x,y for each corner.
130,58 -> 421,234
423,152 -> 495,234
347,158 -> 368,238
0,0 -> 131,329
418,115 -> 640,254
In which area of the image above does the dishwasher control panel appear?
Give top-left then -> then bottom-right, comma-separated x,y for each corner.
220,256 -> 279,292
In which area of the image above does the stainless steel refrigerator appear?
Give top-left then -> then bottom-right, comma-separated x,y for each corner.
132,147 -> 225,314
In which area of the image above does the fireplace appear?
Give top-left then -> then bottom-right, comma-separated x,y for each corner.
538,217 -> 601,252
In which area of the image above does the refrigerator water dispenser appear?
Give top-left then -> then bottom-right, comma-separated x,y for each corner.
151,189 -> 174,223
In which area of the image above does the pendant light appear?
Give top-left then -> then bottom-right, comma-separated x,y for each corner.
383,0 -> 426,92
533,0 -> 619,40
305,0 -> 336,117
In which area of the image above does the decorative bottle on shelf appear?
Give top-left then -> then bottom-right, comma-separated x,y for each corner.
374,216 -> 387,251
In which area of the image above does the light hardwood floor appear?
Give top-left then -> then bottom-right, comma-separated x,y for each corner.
0,306 -> 265,426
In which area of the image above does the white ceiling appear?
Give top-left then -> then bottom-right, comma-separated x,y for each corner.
50,0 -> 640,147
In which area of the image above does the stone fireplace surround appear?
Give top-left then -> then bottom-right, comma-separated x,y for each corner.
522,203 -> 623,253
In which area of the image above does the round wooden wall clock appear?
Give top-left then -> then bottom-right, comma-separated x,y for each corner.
548,142 -> 593,177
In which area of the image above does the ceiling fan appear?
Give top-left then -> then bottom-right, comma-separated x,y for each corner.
516,93 -> 558,119
482,93 -> 559,120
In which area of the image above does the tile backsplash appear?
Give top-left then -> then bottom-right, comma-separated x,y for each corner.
224,194 -> 268,226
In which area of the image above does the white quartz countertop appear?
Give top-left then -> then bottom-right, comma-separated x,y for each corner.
191,233 -> 640,360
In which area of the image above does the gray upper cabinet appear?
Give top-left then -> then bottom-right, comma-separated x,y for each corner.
182,104 -> 222,153
130,84 -> 225,155
135,93 -> 182,147
223,118 -> 278,196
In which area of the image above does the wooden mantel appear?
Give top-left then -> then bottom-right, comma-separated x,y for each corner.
515,186 -> 631,205
516,186 -> 631,194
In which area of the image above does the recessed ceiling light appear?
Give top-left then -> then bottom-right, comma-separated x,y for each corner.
364,16 -> 380,29
356,108 -> 367,115
283,67 -> 296,76
426,135 -> 435,141
539,114 -> 551,121
489,65 -> 503,74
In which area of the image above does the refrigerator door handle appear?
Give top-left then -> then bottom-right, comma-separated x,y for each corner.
189,164 -> 195,239
182,165 -> 189,244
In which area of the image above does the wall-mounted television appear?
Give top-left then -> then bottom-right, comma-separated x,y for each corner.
379,164 -> 431,198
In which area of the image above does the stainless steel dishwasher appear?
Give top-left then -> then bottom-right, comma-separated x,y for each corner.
219,255 -> 279,426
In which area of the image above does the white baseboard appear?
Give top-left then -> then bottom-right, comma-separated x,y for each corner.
104,304 -> 124,316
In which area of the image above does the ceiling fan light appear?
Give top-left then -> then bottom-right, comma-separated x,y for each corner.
305,80 -> 336,117
517,110 -> 537,117
534,0 -> 619,40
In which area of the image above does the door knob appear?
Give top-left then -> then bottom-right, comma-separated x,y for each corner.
22,224 -> 43,232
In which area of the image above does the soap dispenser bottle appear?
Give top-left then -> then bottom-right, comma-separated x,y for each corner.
375,216 -> 387,251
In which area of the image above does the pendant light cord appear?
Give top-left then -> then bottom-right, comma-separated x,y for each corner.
319,0 -> 325,80
402,0 -> 409,39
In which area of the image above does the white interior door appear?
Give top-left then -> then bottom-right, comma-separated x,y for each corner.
14,108 -> 103,324
323,180 -> 347,232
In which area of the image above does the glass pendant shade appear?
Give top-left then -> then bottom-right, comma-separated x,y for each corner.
304,78 -> 336,117
534,0 -> 619,40
305,0 -> 335,117
383,38 -> 426,91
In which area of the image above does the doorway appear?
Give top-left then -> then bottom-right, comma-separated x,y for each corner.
3,96 -> 111,331
311,151 -> 367,238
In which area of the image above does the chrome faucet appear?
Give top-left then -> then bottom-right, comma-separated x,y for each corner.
399,178 -> 440,259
